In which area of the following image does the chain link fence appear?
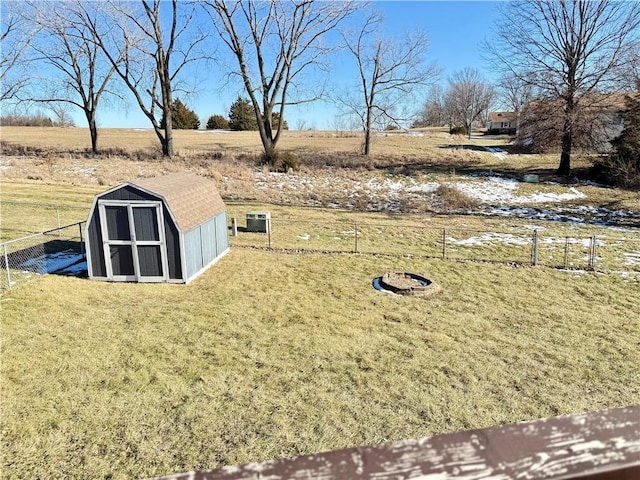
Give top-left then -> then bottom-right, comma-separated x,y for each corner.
1,222 -> 86,292
0,201 -> 88,242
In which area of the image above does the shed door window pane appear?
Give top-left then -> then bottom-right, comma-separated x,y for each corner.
133,207 -> 160,241
137,246 -> 162,277
110,246 -> 134,276
105,206 -> 130,241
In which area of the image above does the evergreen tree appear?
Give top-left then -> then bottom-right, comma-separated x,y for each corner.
271,111 -> 288,130
206,114 -> 230,130
228,97 -> 257,131
161,99 -> 200,129
228,96 -> 288,131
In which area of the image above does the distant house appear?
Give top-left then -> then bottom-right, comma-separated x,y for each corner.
486,112 -> 517,134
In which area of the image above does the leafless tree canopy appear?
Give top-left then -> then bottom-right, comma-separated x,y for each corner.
72,0 -> 207,157
23,1 -> 122,152
339,12 -> 439,155
489,0 -> 640,174
414,85 -> 448,128
445,67 -> 495,138
0,2 -> 32,102
202,0 -> 359,158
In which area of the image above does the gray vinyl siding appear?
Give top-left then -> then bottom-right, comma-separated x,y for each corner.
216,212 -> 229,256
200,217 -> 217,266
184,227 -> 203,280
183,212 -> 228,281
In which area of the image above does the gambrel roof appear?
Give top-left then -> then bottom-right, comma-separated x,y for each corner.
134,172 -> 226,232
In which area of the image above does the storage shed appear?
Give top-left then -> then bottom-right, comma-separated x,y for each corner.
85,172 -> 229,283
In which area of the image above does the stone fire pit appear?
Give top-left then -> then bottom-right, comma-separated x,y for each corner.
373,272 -> 440,298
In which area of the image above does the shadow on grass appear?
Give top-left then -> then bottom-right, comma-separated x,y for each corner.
2,239 -> 88,278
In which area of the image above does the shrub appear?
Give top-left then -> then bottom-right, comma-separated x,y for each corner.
280,151 -> 299,172
449,126 -> 468,136
206,114 -> 229,130
434,183 -> 478,211
260,150 -> 299,172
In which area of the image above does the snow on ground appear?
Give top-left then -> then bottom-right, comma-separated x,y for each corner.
625,252 -> 640,266
251,170 -> 638,226
447,232 -> 531,246
484,146 -> 508,160
455,177 -> 586,204
21,250 -> 85,275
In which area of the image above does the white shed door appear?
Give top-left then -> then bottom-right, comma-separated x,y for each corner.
99,201 -> 168,282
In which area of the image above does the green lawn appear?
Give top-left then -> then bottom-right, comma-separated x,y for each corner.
2,247 -> 639,479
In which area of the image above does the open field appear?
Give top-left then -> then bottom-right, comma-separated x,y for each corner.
2,182 -> 639,274
1,127 -> 639,478
2,247 -> 639,479
1,127 -> 639,226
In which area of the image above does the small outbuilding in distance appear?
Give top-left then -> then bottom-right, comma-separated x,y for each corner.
85,172 -> 229,283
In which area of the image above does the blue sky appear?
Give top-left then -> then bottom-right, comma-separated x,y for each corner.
90,1 -> 502,130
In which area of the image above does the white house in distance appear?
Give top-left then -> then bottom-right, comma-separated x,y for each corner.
486,112 -> 517,135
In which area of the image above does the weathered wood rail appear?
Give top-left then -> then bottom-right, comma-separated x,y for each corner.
152,405 -> 639,480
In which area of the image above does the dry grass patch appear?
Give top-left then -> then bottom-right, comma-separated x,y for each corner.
1,249 -> 638,479
433,184 -> 479,212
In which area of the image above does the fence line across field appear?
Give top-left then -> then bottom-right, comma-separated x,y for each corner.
260,218 -> 616,270
1,200 -> 638,291
234,217 -> 638,273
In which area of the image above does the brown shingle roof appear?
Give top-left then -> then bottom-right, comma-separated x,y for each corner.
134,172 -> 226,232
489,112 -> 516,122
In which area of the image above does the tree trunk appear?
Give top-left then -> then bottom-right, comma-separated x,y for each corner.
85,109 -> 98,154
161,79 -> 173,157
163,118 -> 173,157
558,130 -> 572,176
364,106 -> 372,155
558,98 -> 574,176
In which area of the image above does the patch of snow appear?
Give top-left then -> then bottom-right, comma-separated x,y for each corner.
57,260 -> 87,275
484,146 -> 508,160
456,177 -> 586,204
624,252 -> 640,266
448,232 -> 530,247
21,250 -> 85,275
296,234 -> 310,241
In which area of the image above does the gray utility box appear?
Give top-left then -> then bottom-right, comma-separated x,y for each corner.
246,211 -> 271,233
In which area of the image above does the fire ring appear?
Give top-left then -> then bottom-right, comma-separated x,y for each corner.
372,272 -> 440,298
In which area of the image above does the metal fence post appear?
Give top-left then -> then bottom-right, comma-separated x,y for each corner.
531,229 -> 539,266
56,208 -> 62,238
442,229 -> 446,260
588,235 -> 597,270
354,223 -> 358,253
564,237 -> 569,269
79,222 -> 85,256
3,243 -> 11,290
267,219 -> 272,249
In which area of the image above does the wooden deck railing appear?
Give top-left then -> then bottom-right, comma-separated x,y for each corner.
152,405 -> 640,480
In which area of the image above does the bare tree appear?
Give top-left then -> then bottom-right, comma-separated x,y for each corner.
339,12 -> 439,155
414,84 -> 447,128
489,0 -> 640,175
0,2 -> 32,102
202,0 -> 358,159
49,103 -> 76,127
74,0 -> 207,157
446,67 -> 495,138
497,73 -> 535,141
23,1 -> 121,153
